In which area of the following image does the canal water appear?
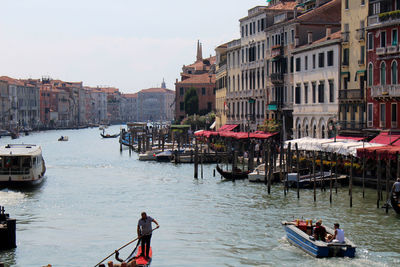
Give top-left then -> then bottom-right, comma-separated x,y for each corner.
0,125 -> 399,267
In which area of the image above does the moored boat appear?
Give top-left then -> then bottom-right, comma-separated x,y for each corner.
0,144 -> 46,186
139,150 -> 161,161
58,136 -> 68,141
390,190 -> 400,214
216,165 -> 249,180
282,220 -> 356,258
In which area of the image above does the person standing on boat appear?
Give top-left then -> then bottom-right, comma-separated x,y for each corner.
327,223 -> 345,243
137,212 -> 159,260
392,178 -> 400,198
313,220 -> 327,241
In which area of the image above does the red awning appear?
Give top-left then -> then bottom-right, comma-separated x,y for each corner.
333,136 -> 365,141
218,124 -> 239,132
357,145 -> 400,161
250,132 -> 278,139
370,132 -> 400,145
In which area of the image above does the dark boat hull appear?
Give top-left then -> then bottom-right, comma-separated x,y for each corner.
391,191 -> 400,214
101,133 -> 120,138
216,165 -> 249,180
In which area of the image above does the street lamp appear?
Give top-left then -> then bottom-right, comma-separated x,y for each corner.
328,118 -> 341,142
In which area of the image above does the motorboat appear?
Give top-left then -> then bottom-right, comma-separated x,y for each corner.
282,220 -> 356,258
58,136 -> 68,141
0,144 -> 46,186
248,163 -> 265,182
138,150 -> 161,161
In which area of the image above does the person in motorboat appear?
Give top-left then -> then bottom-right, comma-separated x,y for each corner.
326,223 -> 345,243
137,212 -> 159,260
392,178 -> 400,199
313,220 -> 327,242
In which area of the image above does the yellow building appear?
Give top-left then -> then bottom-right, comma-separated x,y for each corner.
215,43 -> 228,130
339,0 -> 368,134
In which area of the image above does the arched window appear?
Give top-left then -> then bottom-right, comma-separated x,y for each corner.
305,125 -> 309,136
237,75 -> 240,90
380,62 -> 386,85
228,77 -> 231,91
368,62 -> 373,86
298,124 -> 301,138
233,76 -> 235,91
392,60 -> 398,85
313,125 -> 317,138
321,125 -> 325,139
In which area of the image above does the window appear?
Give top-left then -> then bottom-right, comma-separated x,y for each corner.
257,20 -> 260,32
327,51 -> 334,66
207,102 -> 212,111
360,46 -> 365,64
312,82 -> 316,103
290,56 -> 294,73
246,25 -> 248,36
345,0 -> 349,9
368,63 -> 373,86
295,84 -> 301,104
305,56 -> 308,70
296,57 -> 301,72
267,37 -> 270,49
361,0 -> 365,5
304,83 -> 308,104
284,32 -> 287,45
343,48 -> 349,66
392,61 -> 398,84
180,102 -> 184,111
180,87 -> 184,95
202,88 -> 206,95
241,26 -> 244,38
250,23 -> 252,35
368,33 -> 374,50
291,29 -> 294,43
262,43 -> 265,59
368,103 -> 373,125
381,31 -> 386,47
380,62 -> 386,85
392,103 -> 397,125
318,82 -> 324,103
329,80 -> 334,103
318,52 -> 325,68
393,29 -> 398,46
312,54 -> 316,69
380,103 -> 386,127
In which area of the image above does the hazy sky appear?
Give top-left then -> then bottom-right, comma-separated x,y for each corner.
0,0 -> 265,93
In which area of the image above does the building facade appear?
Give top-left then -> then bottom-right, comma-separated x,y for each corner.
293,30 -> 341,139
367,0 -> 400,130
215,43 -> 228,130
339,0 -> 369,133
137,88 -> 175,122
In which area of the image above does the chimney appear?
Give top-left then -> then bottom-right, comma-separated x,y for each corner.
308,31 -> 313,44
326,26 -> 332,40
295,36 -> 300,47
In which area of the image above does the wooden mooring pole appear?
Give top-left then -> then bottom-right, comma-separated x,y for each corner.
194,138 -> 198,179
350,156 -> 353,208
386,158 -> 390,214
362,153 -> 366,199
295,143 -> 300,199
267,142 -> 272,194
377,153 -> 381,208
286,142 -> 291,195
329,153 -> 334,204
313,150 -> 316,202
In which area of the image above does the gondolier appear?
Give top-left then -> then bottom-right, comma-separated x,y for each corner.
137,212 -> 159,260
393,178 -> 400,198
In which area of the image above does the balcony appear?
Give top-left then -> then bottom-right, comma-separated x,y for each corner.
358,59 -> 365,65
342,32 -> 350,43
376,47 -> 386,56
339,89 -> 364,101
371,84 -> 400,98
338,120 -> 366,130
271,45 -> 283,58
387,45 -> 399,54
368,10 -> 400,27
270,73 -> 284,84
356,29 -> 365,41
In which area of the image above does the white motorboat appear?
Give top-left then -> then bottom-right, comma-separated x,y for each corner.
248,163 -> 266,182
0,144 -> 46,185
138,149 -> 161,161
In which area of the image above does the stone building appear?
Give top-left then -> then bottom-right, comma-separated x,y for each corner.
339,0 -> 369,134
0,80 -> 10,129
175,41 -> 216,121
137,87 -> 175,122
292,30 -> 341,139
215,42 -> 228,130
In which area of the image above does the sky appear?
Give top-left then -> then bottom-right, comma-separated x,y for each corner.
0,0 -> 266,93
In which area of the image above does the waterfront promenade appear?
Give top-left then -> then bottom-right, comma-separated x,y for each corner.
0,125 -> 399,266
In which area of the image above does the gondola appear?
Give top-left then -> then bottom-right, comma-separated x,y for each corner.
390,190 -> 400,214
100,133 -> 120,139
216,165 -> 249,180
112,239 -> 152,267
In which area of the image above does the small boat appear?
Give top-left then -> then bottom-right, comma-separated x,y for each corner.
282,220 -> 356,258
155,150 -> 184,162
284,172 -> 347,189
10,131 -> 19,139
390,190 -> 400,214
100,133 -> 120,139
216,165 -> 249,180
139,150 -> 161,161
0,129 -> 11,137
111,241 -> 152,267
0,144 -> 46,186
58,136 -> 68,141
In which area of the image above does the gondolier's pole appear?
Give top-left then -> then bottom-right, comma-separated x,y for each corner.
93,227 -> 159,267
329,153 -> 333,204
377,153 -> 381,208
350,156 -> 353,208
386,158 -> 390,214
313,150 -> 316,202
295,143 -> 300,199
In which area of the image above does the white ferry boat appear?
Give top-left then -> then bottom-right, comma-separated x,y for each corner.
0,144 -> 46,185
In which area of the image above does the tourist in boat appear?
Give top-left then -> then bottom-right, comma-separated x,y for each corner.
327,223 -> 345,243
313,220 -> 327,242
392,178 -> 400,199
137,212 -> 159,260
